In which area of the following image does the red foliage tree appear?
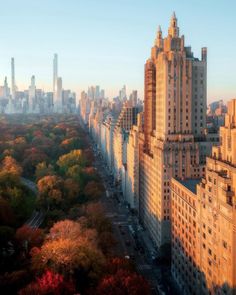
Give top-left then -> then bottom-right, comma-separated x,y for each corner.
96,269 -> 151,295
106,257 -> 135,274
18,269 -> 76,295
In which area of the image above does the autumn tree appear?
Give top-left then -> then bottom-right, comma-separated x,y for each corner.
66,164 -> 82,181
35,161 -> 55,181
96,270 -> 151,295
105,257 -> 135,275
64,178 -> 80,201
1,156 -> 22,177
0,270 -> 30,295
84,202 -> 112,234
15,225 -> 44,249
98,231 -> 116,255
32,239 -> 105,291
37,175 -> 64,209
60,137 -> 83,152
31,220 -> 104,291
57,149 -> 86,175
18,270 -> 75,295
22,148 -> 48,178
46,220 -> 97,247
0,173 -> 35,225
83,181 -> 104,200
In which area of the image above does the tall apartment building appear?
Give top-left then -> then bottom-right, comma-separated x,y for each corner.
171,99 -> 236,295
139,13 -> 210,248
124,113 -> 143,210
102,114 -> 117,171
113,101 -> 141,181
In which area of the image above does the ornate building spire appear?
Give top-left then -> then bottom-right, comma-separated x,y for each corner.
168,12 -> 179,38
155,25 -> 163,47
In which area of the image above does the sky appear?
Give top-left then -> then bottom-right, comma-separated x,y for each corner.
0,0 -> 236,103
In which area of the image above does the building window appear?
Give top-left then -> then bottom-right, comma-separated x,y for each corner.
223,241 -> 227,249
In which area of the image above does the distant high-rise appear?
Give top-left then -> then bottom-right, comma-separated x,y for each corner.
129,90 -> 138,106
100,89 -> 105,99
95,85 -> 100,100
3,76 -> 10,98
11,58 -> 16,100
119,85 -> 127,102
56,77 -> 63,112
29,75 -> 36,111
53,53 -> 58,101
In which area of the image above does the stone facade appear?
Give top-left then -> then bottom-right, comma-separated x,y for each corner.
139,13 -> 211,248
171,99 -> 236,295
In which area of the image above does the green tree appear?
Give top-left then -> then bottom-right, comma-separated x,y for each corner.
37,175 -> 64,209
57,150 -> 86,175
35,161 -> 55,181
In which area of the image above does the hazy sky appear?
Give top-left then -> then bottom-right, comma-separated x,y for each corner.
0,0 -> 235,102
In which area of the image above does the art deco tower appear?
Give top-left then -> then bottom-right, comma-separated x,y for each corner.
139,13 -> 209,248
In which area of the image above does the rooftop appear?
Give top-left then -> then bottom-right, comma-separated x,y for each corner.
178,179 -> 201,194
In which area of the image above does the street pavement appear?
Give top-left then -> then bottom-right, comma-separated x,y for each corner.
92,145 -> 171,295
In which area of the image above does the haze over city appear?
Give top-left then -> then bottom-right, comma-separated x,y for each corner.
0,0 -> 236,101
0,1 -> 236,295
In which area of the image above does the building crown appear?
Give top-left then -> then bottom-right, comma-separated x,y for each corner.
168,12 -> 179,38
155,25 -> 163,47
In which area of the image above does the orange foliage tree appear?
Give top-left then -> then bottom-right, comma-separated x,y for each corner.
1,156 -> 22,177
46,219 -> 97,247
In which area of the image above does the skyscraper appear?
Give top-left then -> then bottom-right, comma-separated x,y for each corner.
29,75 -> 36,112
53,53 -> 58,104
139,13 -> 209,248
3,77 -> 10,98
11,58 -> 16,100
56,77 -> 62,112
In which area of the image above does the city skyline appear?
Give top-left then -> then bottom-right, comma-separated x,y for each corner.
0,0 -> 236,102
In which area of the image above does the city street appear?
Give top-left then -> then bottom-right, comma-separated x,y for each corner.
91,141 -> 173,295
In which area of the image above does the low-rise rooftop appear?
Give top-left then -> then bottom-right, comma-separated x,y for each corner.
178,179 -> 201,194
